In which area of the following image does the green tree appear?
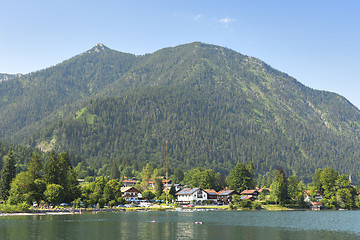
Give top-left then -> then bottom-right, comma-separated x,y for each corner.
142,190 -> 155,200
27,152 -> 42,180
109,162 -> 120,180
319,167 -> 338,199
287,175 -> 300,200
169,184 -> 176,198
44,150 -> 59,185
336,188 -> 353,209
154,178 -> 163,198
103,179 -> 121,202
140,163 -> 152,190
270,168 -> 288,206
173,168 -> 184,183
227,163 -> 254,193
8,172 -> 33,204
44,184 -> 65,205
0,150 -> 16,200
92,176 -> 107,203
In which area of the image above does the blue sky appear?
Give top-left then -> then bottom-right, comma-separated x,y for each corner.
1,0 -> 360,107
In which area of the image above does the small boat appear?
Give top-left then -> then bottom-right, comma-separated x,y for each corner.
195,221 -> 203,224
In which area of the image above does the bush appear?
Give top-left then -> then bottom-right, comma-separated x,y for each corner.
252,201 -> 262,210
98,198 -> 106,208
117,197 -> 127,205
229,203 -> 237,210
237,200 -> 252,209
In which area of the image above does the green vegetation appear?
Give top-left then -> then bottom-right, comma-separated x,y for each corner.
1,42 -> 360,185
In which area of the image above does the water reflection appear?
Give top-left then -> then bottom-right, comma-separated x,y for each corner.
0,211 -> 360,239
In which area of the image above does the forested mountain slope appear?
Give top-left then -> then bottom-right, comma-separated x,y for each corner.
13,42 -> 360,183
0,44 -> 138,142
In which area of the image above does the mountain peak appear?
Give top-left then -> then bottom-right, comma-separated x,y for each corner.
86,43 -> 109,54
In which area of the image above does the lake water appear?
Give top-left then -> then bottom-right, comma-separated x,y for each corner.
1,210 -> 360,239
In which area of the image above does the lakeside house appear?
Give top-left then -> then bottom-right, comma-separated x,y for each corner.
304,190 -> 323,202
204,189 -> 218,203
176,188 -> 208,204
240,189 -> 259,198
310,201 -> 322,210
257,188 -> 271,196
217,189 -> 240,204
121,187 -> 142,202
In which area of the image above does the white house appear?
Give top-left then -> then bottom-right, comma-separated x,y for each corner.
304,190 -> 323,202
121,187 -> 142,201
176,188 -> 208,204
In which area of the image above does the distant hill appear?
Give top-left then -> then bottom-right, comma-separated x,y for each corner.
1,42 -> 360,183
0,73 -> 22,82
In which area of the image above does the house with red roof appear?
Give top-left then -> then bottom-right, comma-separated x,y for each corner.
204,189 -> 218,203
123,179 -> 138,187
240,189 -> 259,198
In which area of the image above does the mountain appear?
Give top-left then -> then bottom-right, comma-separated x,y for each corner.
0,73 -> 22,82
1,42 -> 360,183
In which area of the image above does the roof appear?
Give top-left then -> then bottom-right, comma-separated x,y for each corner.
240,189 -> 258,195
123,180 -> 137,183
218,190 -> 236,196
176,188 -> 201,195
305,190 -> 323,196
204,189 -> 218,195
311,201 -> 322,206
257,188 -> 270,193
121,186 -> 141,193
240,196 -> 254,200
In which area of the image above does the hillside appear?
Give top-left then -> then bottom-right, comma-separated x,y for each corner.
0,44 -> 138,142
7,42 -> 357,183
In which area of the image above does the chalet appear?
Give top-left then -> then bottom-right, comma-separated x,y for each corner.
121,187 -> 142,201
257,188 -> 271,195
176,188 -> 208,204
217,190 -> 240,204
240,189 -> 259,198
123,179 -> 138,187
310,201 -> 322,210
304,190 -> 323,202
204,189 -> 218,203
240,195 -> 256,201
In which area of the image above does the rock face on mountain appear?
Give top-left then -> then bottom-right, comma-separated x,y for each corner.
1,42 -> 360,182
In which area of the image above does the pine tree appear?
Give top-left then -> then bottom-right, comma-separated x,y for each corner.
0,150 -> 16,200
27,152 -> 42,180
109,162 -> 120,180
44,150 -> 59,185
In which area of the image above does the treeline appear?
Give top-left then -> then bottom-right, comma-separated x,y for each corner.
0,150 -> 80,206
1,149 -> 359,210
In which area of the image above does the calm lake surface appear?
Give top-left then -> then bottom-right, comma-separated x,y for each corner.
1,210 -> 360,239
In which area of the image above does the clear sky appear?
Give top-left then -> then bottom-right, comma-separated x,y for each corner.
1,0 -> 360,108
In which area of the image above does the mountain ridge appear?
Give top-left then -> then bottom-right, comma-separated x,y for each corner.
1,42 -> 360,182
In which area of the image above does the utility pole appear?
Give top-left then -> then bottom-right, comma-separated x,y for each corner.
166,140 -> 168,205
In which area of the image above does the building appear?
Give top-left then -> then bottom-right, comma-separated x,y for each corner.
217,189 -> 240,204
122,179 -> 138,187
204,189 -> 218,203
304,190 -> 323,202
176,188 -> 208,204
121,187 -> 142,201
240,189 -> 259,198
